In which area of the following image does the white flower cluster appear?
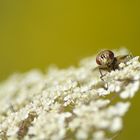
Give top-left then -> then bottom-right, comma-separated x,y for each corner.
0,48 -> 140,140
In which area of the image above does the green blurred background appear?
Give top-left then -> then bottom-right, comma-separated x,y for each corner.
0,0 -> 140,139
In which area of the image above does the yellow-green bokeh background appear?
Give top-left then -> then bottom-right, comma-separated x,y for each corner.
0,0 -> 140,139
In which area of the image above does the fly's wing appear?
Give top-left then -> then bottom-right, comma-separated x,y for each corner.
116,54 -> 133,65
91,66 -> 101,79
92,66 -> 99,75
92,65 -> 108,80
92,65 -> 108,72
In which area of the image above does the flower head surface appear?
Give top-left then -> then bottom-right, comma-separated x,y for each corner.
0,48 -> 140,140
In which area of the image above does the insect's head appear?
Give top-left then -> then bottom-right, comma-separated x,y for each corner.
96,50 -> 115,66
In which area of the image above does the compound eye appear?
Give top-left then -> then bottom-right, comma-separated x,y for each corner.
96,50 -> 114,65
96,56 -> 102,65
107,50 -> 114,60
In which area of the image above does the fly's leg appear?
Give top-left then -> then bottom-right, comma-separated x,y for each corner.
99,67 -> 108,90
99,68 -> 105,81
